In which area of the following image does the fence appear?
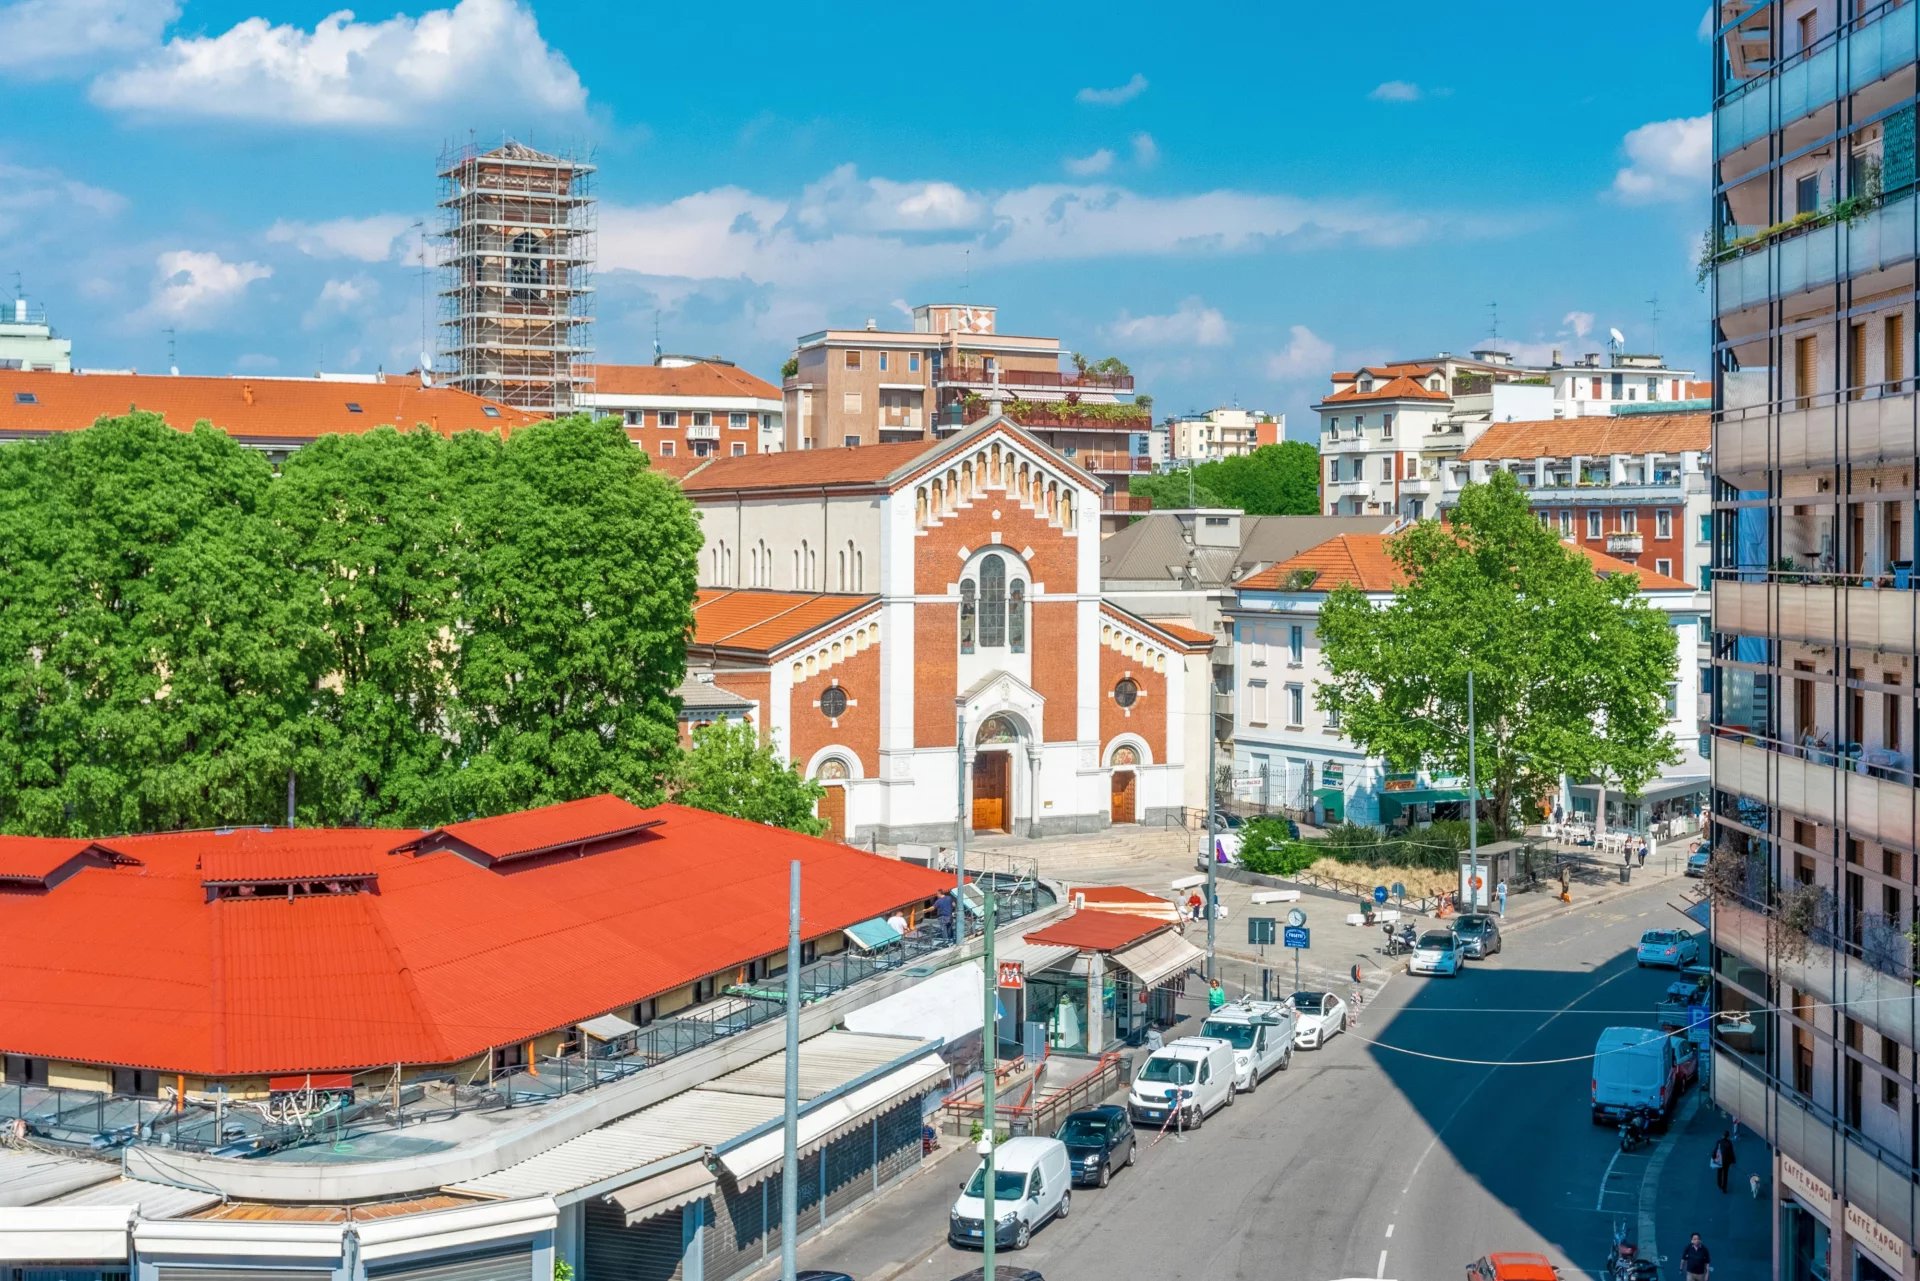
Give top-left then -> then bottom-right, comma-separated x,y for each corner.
938,1052 -> 1131,1138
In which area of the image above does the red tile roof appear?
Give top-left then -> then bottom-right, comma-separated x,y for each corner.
1145,617 -> 1217,647
582,362 -> 781,401
408,793 -> 662,863
0,836 -> 98,884
1240,533 -> 1696,593
0,371 -> 537,442
643,450 -> 711,479
1458,413 -> 1710,462
0,796 -> 953,1075
679,439 -> 935,491
1024,910 -> 1167,952
1099,603 -> 1214,653
1318,375 -> 1450,404
692,589 -> 879,656
185,830 -> 397,885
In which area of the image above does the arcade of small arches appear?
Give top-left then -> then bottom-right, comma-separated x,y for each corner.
912,441 -> 1075,534
788,619 -> 881,682
1099,621 -> 1170,673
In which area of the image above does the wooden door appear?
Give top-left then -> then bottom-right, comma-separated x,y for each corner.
818,785 -> 846,842
1110,769 -> 1137,825
971,751 -> 1010,833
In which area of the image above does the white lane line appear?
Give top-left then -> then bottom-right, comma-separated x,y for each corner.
1384,1224 -> 1394,1238
1377,1249 -> 1389,1278
1594,1148 -> 1623,1211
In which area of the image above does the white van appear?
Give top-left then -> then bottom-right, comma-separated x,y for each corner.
1590,1026 -> 1686,1125
1126,1036 -> 1236,1129
1201,998 -> 1296,1091
947,1135 -> 1071,1251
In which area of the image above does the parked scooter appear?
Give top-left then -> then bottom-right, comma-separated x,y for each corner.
1380,922 -> 1417,957
1617,1106 -> 1654,1153
1603,1220 -> 1662,1281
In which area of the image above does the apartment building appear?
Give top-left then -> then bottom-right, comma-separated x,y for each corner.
1709,4 -> 1920,1279
781,302 -> 1153,491
574,356 -> 783,460
0,295 -> 71,372
1316,349 -> 1700,518
1166,406 -> 1284,464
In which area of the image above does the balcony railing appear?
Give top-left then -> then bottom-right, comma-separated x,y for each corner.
1606,532 -> 1644,556
1713,572 -> 1920,653
1715,383 -> 1920,474
1069,451 -> 1154,474
1711,729 -> 1919,853
936,365 -> 1134,392
1715,190 -> 1918,316
685,422 -> 720,441
1715,1 -> 1917,155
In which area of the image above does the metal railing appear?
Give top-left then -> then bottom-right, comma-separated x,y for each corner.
938,1052 -> 1130,1138
935,366 -> 1134,392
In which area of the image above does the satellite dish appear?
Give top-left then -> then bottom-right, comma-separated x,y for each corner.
419,351 -> 434,388
1608,327 -> 1626,346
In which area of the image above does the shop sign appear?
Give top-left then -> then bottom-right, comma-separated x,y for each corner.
1321,762 -> 1345,787
1781,1153 -> 1835,1213
997,961 -> 1024,989
1844,1202 -> 1907,1274
1382,773 -> 1419,793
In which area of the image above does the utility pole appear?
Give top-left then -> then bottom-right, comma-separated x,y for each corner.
780,860 -> 800,1281
1204,706 -> 1217,980
980,884 -> 998,1281
955,707 -> 968,936
1467,670 -> 1480,910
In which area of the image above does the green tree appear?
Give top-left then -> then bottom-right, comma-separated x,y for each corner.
1127,441 -> 1320,515
1128,468 -> 1227,510
0,415 -> 330,834
672,719 -> 826,835
1315,471 -> 1679,831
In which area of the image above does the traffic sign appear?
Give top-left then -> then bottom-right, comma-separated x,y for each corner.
997,961 -> 1024,989
1390,882 -> 1406,900
1470,875 -> 1484,890
1282,925 -> 1310,949
1248,917 -> 1277,946
1286,907 -> 1308,929
1372,885 -> 1389,905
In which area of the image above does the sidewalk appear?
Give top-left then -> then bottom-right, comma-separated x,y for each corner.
1649,1087 -> 1770,1278
758,1140 -> 975,1281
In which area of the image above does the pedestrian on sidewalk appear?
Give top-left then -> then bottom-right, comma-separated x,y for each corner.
936,890 -> 955,942
1496,879 -> 1508,917
1680,1233 -> 1712,1280
1711,1129 -> 1737,1192
1637,836 -> 1649,868
1207,978 -> 1227,1011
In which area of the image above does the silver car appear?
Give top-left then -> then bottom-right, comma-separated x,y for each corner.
1453,913 -> 1503,959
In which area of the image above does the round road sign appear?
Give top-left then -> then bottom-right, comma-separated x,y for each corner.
1470,875 -> 1483,890
1372,885 -> 1389,905
1286,907 -> 1308,929
1391,882 -> 1406,899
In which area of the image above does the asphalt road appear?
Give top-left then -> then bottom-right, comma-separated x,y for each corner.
775,876 -> 1769,1281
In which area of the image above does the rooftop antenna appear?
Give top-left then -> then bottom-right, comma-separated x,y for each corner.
962,247 -> 971,297
163,327 -> 178,376
1486,300 -> 1500,342
411,220 -> 429,379
653,309 -> 663,364
10,271 -> 21,302
1646,295 -> 1661,354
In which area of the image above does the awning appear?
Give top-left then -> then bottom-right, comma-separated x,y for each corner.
1108,932 -> 1205,989
1313,788 -> 1344,822
1680,897 -> 1711,929
1378,788 -> 1471,821
716,1053 -> 947,1184
842,963 -> 982,1044
844,917 -> 903,951
609,1159 -> 717,1225
580,1013 -> 641,1042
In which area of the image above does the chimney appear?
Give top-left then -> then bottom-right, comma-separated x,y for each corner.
864,318 -> 878,331
241,383 -> 254,405
1550,349 -> 1561,365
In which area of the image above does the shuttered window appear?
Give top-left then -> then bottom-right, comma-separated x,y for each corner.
1887,313 -> 1907,390
584,1197 -> 685,1281
365,1250 -> 533,1281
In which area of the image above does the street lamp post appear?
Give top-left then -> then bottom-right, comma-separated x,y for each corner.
1467,669 -> 1479,910
979,885 -> 999,1281
955,708 -> 968,930
1204,709 -> 1217,980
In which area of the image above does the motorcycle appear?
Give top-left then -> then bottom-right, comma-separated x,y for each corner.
1380,923 -> 1417,957
1603,1220 -> 1662,1281
1618,1107 -> 1654,1153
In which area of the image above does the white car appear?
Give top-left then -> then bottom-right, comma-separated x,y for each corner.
1126,1037 -> 1235,1129
1288,990 -> 1348,1048
1636,928 -> 1701,968
1408,929 -> 1463,977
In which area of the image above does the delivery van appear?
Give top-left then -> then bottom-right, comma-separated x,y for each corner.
1590,1025 -> 1685,1126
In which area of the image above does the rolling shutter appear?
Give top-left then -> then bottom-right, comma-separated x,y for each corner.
366,1250 -> 532,1281
583,1197 -> 684,1281
871,1099 -> 925,1188
703,1177 -> 768,1281
161,1271 -> 327,1281
822,1124 -> 872,1218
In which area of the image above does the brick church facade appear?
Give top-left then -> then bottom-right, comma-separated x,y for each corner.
677,415 -> 1212,844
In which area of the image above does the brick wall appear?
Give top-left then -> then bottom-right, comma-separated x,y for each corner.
788,639 -> 882,774
1099,636 -> 1168,762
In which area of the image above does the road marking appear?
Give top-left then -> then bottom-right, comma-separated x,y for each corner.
1594,1148 -> 1623,1211
1376,1249 -> 1389,1278
1384,1224 -> 1394,1238
1638,1089 -> 1703,1265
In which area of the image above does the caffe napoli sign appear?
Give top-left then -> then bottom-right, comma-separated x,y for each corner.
1844,1202 -> 1907,1274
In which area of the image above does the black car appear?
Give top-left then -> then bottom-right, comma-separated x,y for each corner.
951,1270 -> 1045,1281
1055,1104 -> 1136,1187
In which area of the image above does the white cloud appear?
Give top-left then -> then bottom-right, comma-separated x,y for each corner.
1562,310 -> 1595,340
90,0 -> 585,126
1697,6 -> 1714,40
1076,73 -> 1147,106
303,275 -> 375,329
790,164 -> 988,234
1369,80 -> 1422,102
1107,298 -> 1231,348
143,250 -> 270,325
1264,325 -> 1336,380
0,0 -> 177,75
1065,149 -> 1115,177
1611,114 -> 1710,204
267,214 -> 415,263
0,160 -> 124,238
1131,132 -> 1159,167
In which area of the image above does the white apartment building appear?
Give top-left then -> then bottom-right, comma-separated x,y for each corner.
1316,349 -> 1702,518
1166,407 -> 1283,464
1226,531 -> 1704,829
0,296 -> 71,373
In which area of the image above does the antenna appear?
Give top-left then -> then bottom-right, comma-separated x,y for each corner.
963,247 -> 971,297
653,309 -> 663,364
1486,300 -> 1499,342
1646,295 -> 1661,354
163,327 -> 177,375
411,221 -> 429,374
10,271 -> 20,302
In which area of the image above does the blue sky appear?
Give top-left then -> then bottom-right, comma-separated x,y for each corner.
0,0 -> 1712,435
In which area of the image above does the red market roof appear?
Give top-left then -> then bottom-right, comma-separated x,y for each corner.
0,836 -> 100,884
0,796 -> 952,1076
188,829 -> 397,885
404,793 -> 663,864
1024,910 -> 1167,952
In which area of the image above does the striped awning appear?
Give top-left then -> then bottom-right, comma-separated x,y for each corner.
608,1158 -> 716,1225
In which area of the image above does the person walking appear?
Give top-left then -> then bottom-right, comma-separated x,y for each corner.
1496,879 -> 1508,917
935,890 -> 955,943
1711,1129 -> 1737,1192
1680,1232 -> 1711,1280
1637,836 -> 1649,868
1207,978 -> 1227,1011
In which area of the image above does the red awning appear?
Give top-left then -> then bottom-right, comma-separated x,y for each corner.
269,1073 -> 353,1092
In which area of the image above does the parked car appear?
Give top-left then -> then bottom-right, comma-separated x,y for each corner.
1453,913 -> 1504,959
1055,1104 -> 1135,1187
1409,928 -> 1464,977
1635,928 -> 1700,968
1288,990 -> 1349,1048
1685,846 -> 1710,877
796,1273 -> 858,1281
949,1136 -> 1071,1250
1207,810 -> 1247,832
950,1270 -> 1046,1281
1590,1026 -> 1689,1126
1126,1036 -> 1235,1129
1201,997 -> 1296,1089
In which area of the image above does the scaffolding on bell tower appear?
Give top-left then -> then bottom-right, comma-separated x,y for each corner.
436,137 -> 595,414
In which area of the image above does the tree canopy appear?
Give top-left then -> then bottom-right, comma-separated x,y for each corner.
0,413 -> 701,834
1128,440 -> 1321,515
1315,471 -> 1679,830
672,719 -> 826,835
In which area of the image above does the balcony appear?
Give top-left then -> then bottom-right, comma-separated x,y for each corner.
1715,5 -> 1918,155
936,364 -> 1133,393
1606,532 -> 1643,556
1212,689 -> 1234,716
1716,386 -> 1920,475
1070,450 -> 1154,475
685,422 -> 720,441
1712,732 -> 1919,853
1715,190 -> 1918,315
1714,897 -> 1915,1049
1714,576 -> 1920,653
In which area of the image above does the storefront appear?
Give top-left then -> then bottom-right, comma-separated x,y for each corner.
1844,1201 -> 1907,1281
1313,763 -> 1345,825
1019,912 -> 1204,1051
1781,1153 -> 1836,1281
1378,772 -> 1474,828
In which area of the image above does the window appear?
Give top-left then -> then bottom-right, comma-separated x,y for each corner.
978,554 -> 1008,647
1794,335 -> 1817,409
659,441 -> 675,456
1382,412 -> 1394,430
482,406 -> 500,418
1664,684 -> 1679,717
960,579 -> 976,653
1008,579 -> 1026,653
624,409 -> 646,427
1656,509 -> 1673,540
732,442 -> 746,456
878,351 -> 889,372
1325,700 -> 1341,729
1288,624 -> 1304,664
909,352 -> 922,373
1882,1035 -> 1901,1107
1656,558 -> 1673,577
13,391 -> 37,405
845,350 -> 862,369
658,410 -> 678,428
843,434 -> 862,447
1795,173 -> 1820,216
1113,678 -> 1139,708
1887,313 -> 1907,391
345,402 -> 363,413
1586,510 -> 1602,539
692,411 -> 712,427
1590,377 -> 1603,399
632,998 -> 657,1028
819,686 -> 848,718
492,1043 -> 528,1074
1380,457 -> 1394,481
1850,322 -> 1867,399
1327,417 -> 1339,433
2,1055 -> 46,1086
1286,684 -> 1305,727
1558,509 -> 1574,534
1797,9 -> 1817,51
1618,509 -> 1637,533
730,411 -> 748,429
1698,514 -> 1712,543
